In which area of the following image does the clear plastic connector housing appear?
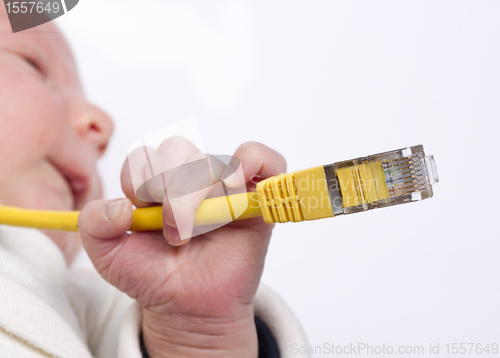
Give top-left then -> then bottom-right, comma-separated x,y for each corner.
328,145 -> 438,215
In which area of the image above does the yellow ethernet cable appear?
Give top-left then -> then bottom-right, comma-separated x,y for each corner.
0,145 -> 438,232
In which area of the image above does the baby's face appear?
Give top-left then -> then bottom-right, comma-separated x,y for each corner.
0,14 -> 113,212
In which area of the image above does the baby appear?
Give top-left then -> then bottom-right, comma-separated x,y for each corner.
0,5 -> 309,358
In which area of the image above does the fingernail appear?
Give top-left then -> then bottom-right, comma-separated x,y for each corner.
221,163 -> 237,186
106,199 -> 128,221
166,225 -> 181,245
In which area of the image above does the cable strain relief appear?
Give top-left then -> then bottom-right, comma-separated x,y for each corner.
256,173 -> 305,224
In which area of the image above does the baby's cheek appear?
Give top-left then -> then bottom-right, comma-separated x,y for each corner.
0,74 -> 66,161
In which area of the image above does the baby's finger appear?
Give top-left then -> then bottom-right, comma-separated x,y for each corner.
233,142 -> 287,185
121,137 -> 200,206
161,153 -> 217,245
121,148 -> 155,208
218,142 -> 287,232
144,137 -> 200,203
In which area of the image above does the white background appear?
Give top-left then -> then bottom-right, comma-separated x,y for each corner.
58,1 -> 500,356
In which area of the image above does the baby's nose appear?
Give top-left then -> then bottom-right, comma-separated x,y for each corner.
71,101 -> 114,157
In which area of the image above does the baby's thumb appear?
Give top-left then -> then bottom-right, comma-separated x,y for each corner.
78,199 -> 133,272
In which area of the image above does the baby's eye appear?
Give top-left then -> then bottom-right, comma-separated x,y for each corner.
24,57 -> 43,74
20,55 -> 46,79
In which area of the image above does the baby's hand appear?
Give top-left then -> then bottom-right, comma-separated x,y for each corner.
78,138 -> 286,358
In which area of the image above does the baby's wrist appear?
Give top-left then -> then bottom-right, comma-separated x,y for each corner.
141,305 -> 258,358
